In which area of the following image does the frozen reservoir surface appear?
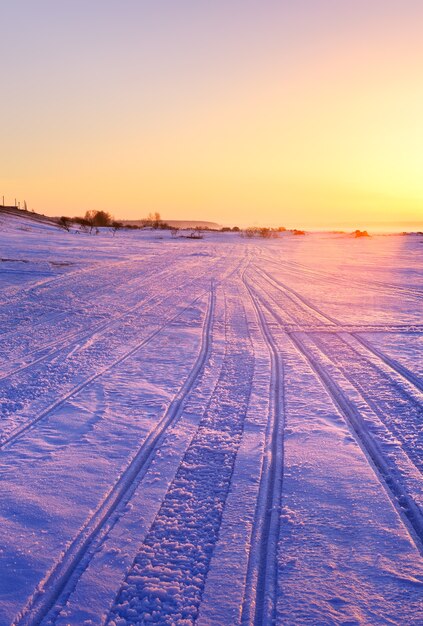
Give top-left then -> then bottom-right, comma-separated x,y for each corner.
0,212 -> 422,625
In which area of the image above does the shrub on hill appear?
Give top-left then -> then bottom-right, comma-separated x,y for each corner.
85,210 -> 113,227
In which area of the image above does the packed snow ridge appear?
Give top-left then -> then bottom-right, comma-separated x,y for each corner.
0,212 -> 422,625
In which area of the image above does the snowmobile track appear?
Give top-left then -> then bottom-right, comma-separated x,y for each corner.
289,332 -> 423,551
107,283 -> 255,626
12,286 -> 216,626
241,275 -> 285,626
0,287 -> 212,451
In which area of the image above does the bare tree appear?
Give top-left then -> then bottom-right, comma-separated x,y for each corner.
58,216 -> 71,232
111,221 -> 123,236
84,210 -> 113,229
142,212 -> 162,229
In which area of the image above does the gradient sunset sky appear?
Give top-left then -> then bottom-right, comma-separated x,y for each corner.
1,1 -> 423,227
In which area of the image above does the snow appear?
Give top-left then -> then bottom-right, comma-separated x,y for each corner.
0,213 -> 422,625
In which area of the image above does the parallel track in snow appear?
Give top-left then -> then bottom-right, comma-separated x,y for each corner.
0,253 -> 236,447
254,300 -> 423,553
246,270 -> 423,551
13,286 -> 216,626
253,264 -> 423,390
0,279 -> 214,451
107,283 -> 255,626
0,257 -> 206,382
259,252 -> 423,300
310,333 -> 423,470
0,252 -> 174,306
0,252 -> 189,360
246,265 -> 330,327
288,332 -> 423,551
252,265 -> 340,325
242,275 -> 285,626
251,265 -> 423,395
351,333 -> 423,393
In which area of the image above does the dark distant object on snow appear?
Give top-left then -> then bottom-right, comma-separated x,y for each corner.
220,226 -> 240,232
352,229 -> 370,238
244,227 -> 256,238
111,221 -> 123,236
187,230 -> 203,239
292,229 -> 306,235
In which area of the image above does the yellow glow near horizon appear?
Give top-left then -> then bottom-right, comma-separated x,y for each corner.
1,3 -> 422,228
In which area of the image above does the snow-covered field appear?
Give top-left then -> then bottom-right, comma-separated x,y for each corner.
0,213 -> 422,626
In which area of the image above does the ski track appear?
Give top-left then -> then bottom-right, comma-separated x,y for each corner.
1,226 -> 422,626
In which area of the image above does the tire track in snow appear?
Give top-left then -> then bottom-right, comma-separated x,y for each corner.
352,333 -> 423,393
0,253 -> 233,443
107,284 -> 255,626
0,256 -> 211,382
248,283 -> 423,552
252,265 -> 340,325
0,256 -> 139,305
0,281 -> 213,451
241,276 -> 284,626
51,284 -> 228,626
0,251 -> 191,362
259,253 -> 423,300
310,332 -> 423,471
288,331 -> 423,550
251,266 -> 423,395
246,266 -> 324,327
0,249 -> 187,307
12,285 -> 216,626
0,260 -> 143,336
249,270 -> 423,532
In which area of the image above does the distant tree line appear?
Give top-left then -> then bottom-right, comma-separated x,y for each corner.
57,211 -> 314,240
240,226 -> 304,238
58,211 -> 123,236
58,210 -> 174,235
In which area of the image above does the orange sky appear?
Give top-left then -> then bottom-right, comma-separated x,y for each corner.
1,1 -> 422,227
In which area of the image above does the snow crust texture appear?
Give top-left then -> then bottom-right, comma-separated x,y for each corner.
0,215 -> 422,626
